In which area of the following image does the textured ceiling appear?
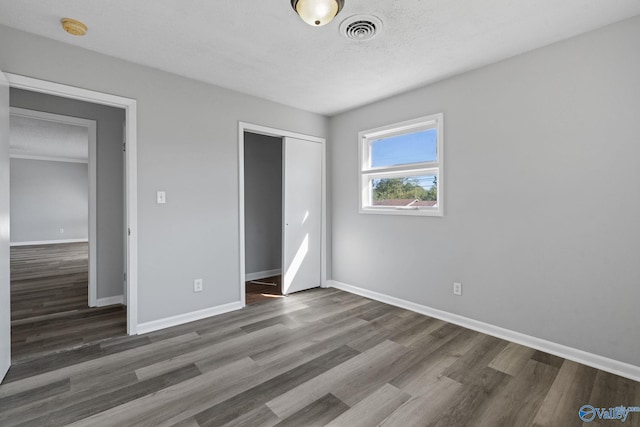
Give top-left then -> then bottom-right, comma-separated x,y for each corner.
10,115 -> 88,161
0,1 -> 639,115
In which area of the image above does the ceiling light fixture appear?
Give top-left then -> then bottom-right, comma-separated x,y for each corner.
61,18 -> 87,36
291,0 -> 345,27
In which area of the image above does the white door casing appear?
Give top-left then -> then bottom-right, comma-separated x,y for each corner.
5,73 -> 139,335
0,70 -> 11,382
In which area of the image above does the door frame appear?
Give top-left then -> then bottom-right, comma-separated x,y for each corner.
6,73 -> 139,335
9,107 -> 98,306
238,122 -> 327,306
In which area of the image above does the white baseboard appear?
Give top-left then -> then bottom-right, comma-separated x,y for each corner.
136,301 -> 244,335
328,280 -> 640,382
10,239 -> 88,247
245,269 -> 282,282
96,295 -> 124,307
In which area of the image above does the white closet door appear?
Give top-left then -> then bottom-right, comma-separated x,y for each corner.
282,137 -> 322,295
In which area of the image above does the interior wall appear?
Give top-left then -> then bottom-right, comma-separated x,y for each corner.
0,24 -> 328,324
10,88 -> 125,300
244,132 -> 282,277
10,158 -> 88,242
329,16 -> 640,366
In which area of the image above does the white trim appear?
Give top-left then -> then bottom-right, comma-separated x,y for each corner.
9,154 -> 88,164
242,123 -> 325,144
10,106 -> 94,127
136,301 -> 244,335
88,118 -> 97,308
245,269 -> 282,282
96,295 -> 124,307
7,75 -> 132,109
10,239 -> 88,246
328,280 -> 640,382
6,73 -> 139,335
281,143 -> 286,294
320,132 -> 327,288
10,106 -> 98,307
238,122 -> 328,304
238,128 -> 246,307
0,69 -> 9,383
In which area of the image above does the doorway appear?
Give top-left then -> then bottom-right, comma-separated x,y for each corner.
238,122 -> 326,306
0,72 -> 137,381
243,132 -> 283,304
3,73 -> 139,333
9,107 -> 97,305
8,98 -> 127,361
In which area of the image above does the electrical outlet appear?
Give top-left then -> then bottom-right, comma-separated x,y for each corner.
453,282 -> 462,296
193,278 -> 203,293
59,228 -> 64,234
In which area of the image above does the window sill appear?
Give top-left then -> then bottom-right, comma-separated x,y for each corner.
359,207 -> 443,217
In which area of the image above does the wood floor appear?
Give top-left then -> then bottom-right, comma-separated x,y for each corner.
10,243 -> 126,362
1,286 -> 638,426
246,275 -> 283,305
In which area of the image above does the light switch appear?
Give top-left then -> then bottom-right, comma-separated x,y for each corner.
157,191 -> 166,204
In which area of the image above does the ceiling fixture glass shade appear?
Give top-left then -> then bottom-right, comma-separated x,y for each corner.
291,0 -> 345,26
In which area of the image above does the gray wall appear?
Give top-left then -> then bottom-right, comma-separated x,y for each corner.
244,132 -> 282,276
330,16 -> 640,366
10,89 -> 125,300
0,24 -> 328,323
10,158 -> 88,242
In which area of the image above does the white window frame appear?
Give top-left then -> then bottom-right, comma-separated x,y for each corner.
359,113 -> 444,216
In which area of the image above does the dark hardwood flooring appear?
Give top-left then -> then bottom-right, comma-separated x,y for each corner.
1,286 -> 638,426
10,243 -> 126,362
246,275 -> 283,305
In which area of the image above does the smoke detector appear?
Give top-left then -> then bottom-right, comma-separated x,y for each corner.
61,18 -> 87,36
339,15 -> 382,41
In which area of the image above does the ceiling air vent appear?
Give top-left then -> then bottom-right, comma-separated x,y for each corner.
339,15 -> 382,41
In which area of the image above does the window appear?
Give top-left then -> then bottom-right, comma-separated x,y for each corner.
359,113 -> 443,216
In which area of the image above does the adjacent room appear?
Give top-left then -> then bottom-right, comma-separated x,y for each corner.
7,91 -> 128,363
0,1 -> 639,426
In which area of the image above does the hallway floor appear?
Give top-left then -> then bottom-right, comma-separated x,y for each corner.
10,243 -> 126,362
246,274 -> 283,305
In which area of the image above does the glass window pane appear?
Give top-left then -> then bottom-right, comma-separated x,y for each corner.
371,175 -> 437,207
371,129 -> 437,168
